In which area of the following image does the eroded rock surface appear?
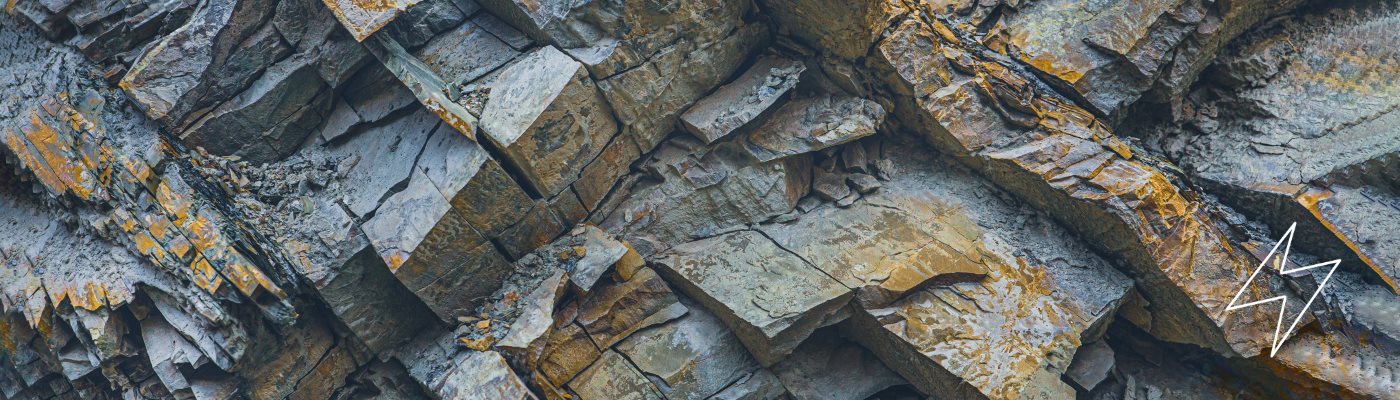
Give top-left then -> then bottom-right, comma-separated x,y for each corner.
4,0 -> 1398,399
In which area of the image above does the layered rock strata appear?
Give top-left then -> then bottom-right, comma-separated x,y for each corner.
3,0 -> 1398,399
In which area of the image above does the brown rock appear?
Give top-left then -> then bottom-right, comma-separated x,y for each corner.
479,46 -> 620,197
575,268 -> 688,349
567,350 -> 665,400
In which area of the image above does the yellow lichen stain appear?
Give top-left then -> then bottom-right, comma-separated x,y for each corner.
189,256 -> 224,293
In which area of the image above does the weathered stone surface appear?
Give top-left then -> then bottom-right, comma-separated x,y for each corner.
869,14 -> 1289,358
655,230 -> 851,366
1066,340 -> 1115,391
365,33 -> 481,138
760,156 -> 1002,308
537,322 -> 601,387
707,369 -> 789,400
1002,0 -> 1305,119
575,268 -> 688,349
362,169 -> 512,322
614,305 -> 764,400
413,19 -> 519,87
382,0 -> 466,49
834,139 -> 1131,399
497,271 -> 567,363
1150,4 -> 1400,293
1269,330 -> 1400,399
593,20 -> 769,152
397,333 -> 535,399
681,56 -> 805,144
740,95 -> 886,163
762,0 -> 906,60
602,138 -> 812,246
7,0 -> 1400,398
567,350 -> 665,400
479,45 -> 619,197
322,0 -> 421,41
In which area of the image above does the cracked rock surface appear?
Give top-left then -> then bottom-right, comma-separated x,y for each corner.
3,0 -> 1399,399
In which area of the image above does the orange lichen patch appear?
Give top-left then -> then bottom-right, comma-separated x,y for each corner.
51,282 -> 109,312
2,93 -> 290,313
1296,188 -> 1398,293
1021,53 -> 1085,85
222,255 -> 286,300
188,256 -> 225,294
2,128 -> 67,193
321,0 -> 422,42
17,108 -> 103,200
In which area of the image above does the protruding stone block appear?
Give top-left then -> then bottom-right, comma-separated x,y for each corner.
680,56 -> 804,144
655,231 -> 850,366
740,95 -> 886,163
615,306 -> 765,400
362,169 -> 512,322
480,46 -> 619,197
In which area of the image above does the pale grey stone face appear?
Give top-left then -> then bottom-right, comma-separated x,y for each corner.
3,0 -> 1397,398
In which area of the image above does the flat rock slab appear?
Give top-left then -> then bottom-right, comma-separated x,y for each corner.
835,140 -> 1133,399
680,56 -> 804,144
323,0 -> 421,41
568,350 -> 665,400
615,305 -> 764,400
602,138 -> 811,246
398,334 -> 534,400
574,267 -> 688,349
740,95 -> 886,163
760,173 -> 991,308
655,230 -> 851,366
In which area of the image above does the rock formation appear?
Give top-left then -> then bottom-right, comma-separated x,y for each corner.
2,0 -> 1397,398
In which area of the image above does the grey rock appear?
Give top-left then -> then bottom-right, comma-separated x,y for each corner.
681,56 -> 805,144
740,95 -> 886,163
707,369 -> 789,400
654,230 -> 851,366
575,268 -> 688,349
412,19 -> 519,87
811,169 -> 850,202
615,305 -> 764,400
398,334 -> 536,399
362,169 -> 513,322
568,350 -> 665,400
1066,340 -> 1115,391
847,173 -> 880,194
480,46 -> 620,198
383,0 -> 466,49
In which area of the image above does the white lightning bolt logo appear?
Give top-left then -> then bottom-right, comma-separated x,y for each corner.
1223,222 -> 1340,357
